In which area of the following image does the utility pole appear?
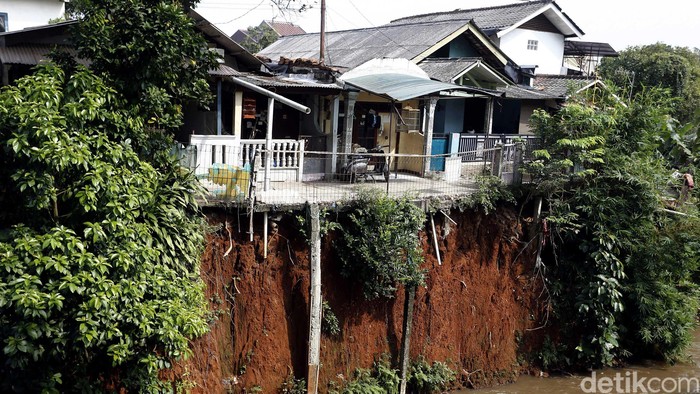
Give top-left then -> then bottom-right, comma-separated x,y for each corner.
319,0 -> 326,65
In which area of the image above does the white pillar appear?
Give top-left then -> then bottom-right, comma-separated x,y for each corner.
343,92 -> 359,157
422,97 -> 439,176
330,96 -> 340,174
484,98 -> 494,135
233,90 -> 243,139
264,97 -> 275,191
307,204 -> 322,394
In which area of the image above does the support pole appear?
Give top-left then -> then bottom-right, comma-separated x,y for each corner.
263,211 -> 268,259
264,97 -> 275,191
343,91 -> 359,163
484,97 -> 494,135
422,97 -> 439,176
330,96 -> 340,174
430,213 -> 442,266
234,90 -> 243,139
307,204 -> 322,394
217,79 -> 223,135
399,285 -> 416,394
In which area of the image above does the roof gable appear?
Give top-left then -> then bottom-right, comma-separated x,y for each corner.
262,21 -> 305,36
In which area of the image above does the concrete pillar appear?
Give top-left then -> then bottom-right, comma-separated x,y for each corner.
307,204 -> 322,394
216,79 -> 223,135
512,141 -> 525,185
491,142 -> 503,178
264,97 -> 275,191
330,96 -> 340,174
484,98 -> 494,135
342,91 -> 359,158
398,285 -> 416,394
234,90 -> 243,139
1,64 -> 9,86
422,97 -> 439,176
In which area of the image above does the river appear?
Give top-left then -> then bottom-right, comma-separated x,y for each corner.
458,330 -> 700,393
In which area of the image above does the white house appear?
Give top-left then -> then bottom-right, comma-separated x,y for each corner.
0,0 -> 67,32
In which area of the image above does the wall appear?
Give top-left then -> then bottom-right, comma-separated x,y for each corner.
499,29 -> 565,75
171,207 -> 546,393
0,0 -> 65,32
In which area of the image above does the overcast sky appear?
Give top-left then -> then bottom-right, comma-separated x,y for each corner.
195,0 -> 700,51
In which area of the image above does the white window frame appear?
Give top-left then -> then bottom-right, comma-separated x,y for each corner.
527,39 -> 538,51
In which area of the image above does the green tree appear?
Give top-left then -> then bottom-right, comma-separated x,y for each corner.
0,64 -> 209,392
527,86 -> 700,367
240,24 -> 279,53
71,0 -> 218,130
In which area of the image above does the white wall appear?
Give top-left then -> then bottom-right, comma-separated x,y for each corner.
499,29 -> 565,75
1,0 -> 66,32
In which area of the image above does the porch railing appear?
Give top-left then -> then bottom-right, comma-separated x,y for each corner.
188,134 -> 305,182
458,134 -> 540,162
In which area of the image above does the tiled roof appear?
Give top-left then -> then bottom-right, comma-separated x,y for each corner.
259,20 -> 470,70
500,74 -> 594,99
264,21 -> 306,36
419,58 -> 480,82
389,0 -> 552,35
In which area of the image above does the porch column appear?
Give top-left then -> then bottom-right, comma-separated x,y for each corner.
233,89 -> 243,139
264,97 -> 275,191
422,97 -> 439,176
216,79 -> 223,135
484,98 -> 494,135
343,91 -> 359,158
1,64 -> 9,86
330,95 -> 340,174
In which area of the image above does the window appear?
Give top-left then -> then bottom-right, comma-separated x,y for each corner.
0,13 -> 7,33
527,39 -> 538,51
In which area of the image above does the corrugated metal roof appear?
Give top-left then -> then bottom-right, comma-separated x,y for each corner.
0,45 -> 83,65
236,73 -> 342,90
259,21 -> 469,70
564,41 -> 618,57
209,64 -> 242,77
341,72 -> 500,101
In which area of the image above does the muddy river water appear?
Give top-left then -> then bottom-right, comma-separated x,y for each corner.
458,330 -> 700,394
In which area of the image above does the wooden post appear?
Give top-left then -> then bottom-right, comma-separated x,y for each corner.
423,97 -> 439,176
307,204 -> 322,394
399,285 -> 416,394
264,97 -> 275,191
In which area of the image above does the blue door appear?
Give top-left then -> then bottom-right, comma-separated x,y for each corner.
430,136 -> 448,171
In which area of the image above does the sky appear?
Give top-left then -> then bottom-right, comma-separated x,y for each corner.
195,0 -> 700,51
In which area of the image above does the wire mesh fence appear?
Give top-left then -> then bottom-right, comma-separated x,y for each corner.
180,144 -> 522,206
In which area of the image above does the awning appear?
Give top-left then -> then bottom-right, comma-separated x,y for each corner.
341,72 -> 502,101
0,45 -> 84,66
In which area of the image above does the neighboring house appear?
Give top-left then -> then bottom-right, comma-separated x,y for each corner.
0,0 -> 68,32
231,20 -> 306,50
389,0 -> 584,75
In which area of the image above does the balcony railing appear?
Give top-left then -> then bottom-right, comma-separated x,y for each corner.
458,134 -> 540,162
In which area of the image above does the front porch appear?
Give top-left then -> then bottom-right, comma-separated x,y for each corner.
182,134 -> 539,208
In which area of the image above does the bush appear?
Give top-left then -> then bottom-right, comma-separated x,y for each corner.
408,357 -> 456,394
336,191 -> 425,300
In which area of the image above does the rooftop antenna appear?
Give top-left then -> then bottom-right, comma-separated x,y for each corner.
320,0 -> 326,65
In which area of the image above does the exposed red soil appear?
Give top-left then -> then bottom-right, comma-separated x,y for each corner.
168,206 -> 545,393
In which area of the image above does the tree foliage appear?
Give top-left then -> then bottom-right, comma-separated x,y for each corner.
527,86 -> 700,367
336,191 -> 425,300
240,24 -> 279,53
71,0 -> 219,130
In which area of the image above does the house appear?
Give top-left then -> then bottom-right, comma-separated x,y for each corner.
0,0 -> 68,32
259,18 -> 516,170
231,20 -> 306,50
